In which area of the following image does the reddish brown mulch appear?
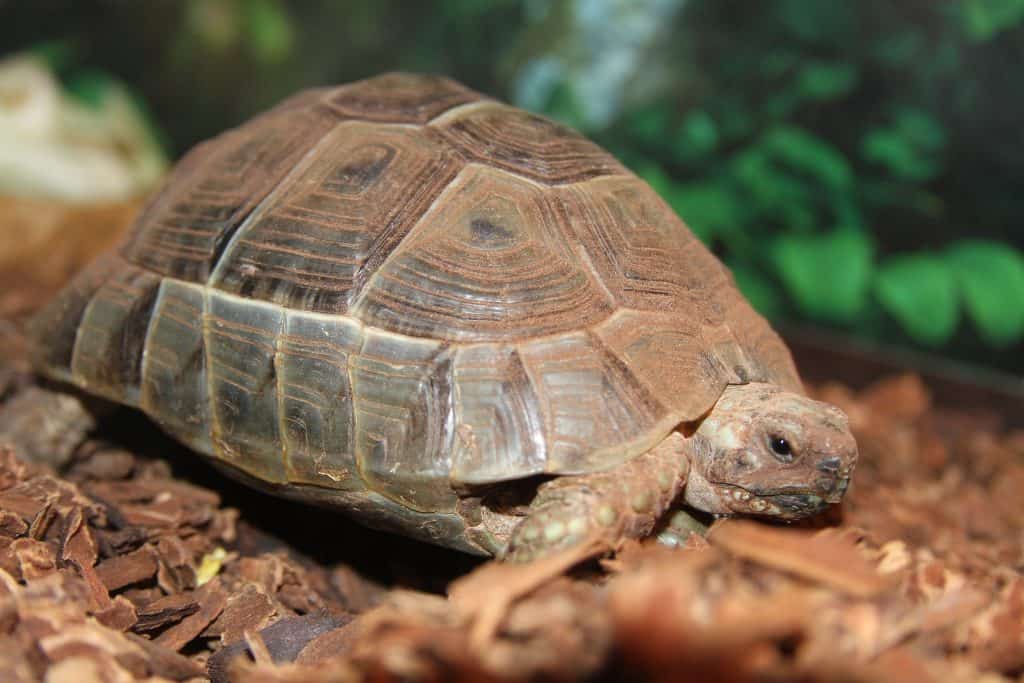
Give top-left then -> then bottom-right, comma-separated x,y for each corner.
1,311 -> 1022,681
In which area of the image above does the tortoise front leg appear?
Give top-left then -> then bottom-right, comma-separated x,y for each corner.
503,431 -> 690,562
655,509 -> 710,548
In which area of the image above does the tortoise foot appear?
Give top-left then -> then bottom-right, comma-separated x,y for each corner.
503,432 -> 691,563
503,496 -> 607,562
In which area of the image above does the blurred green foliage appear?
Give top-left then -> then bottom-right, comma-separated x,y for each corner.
178,0 -> 294,64
3,0 -> 1021,373
551,0 -> 1024,372
961,0 -> 1024,40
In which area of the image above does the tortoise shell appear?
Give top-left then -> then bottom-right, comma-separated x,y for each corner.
31,73 -> 800,554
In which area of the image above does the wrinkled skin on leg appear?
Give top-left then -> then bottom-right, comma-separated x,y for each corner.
502,382 -> 857,561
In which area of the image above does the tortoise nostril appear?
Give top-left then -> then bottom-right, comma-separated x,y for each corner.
816,457 -> 841,474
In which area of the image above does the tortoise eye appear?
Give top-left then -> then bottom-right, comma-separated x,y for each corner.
769,436 -> 794,461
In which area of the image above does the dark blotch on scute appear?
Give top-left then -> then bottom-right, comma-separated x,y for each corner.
470,218 -> 516,247
327,145 -> 394,194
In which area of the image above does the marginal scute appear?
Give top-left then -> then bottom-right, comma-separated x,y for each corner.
29,253 -> 119,384
70,261 -> 162,404
210,121 -> 463,314
121,97 -> 339,283
201,462 -> 488,555
450,344 -> 546,484
353,164 -> 614,340
351,329 -> 457,512
324,72 -> 484,124
140,280 -> 212,455
276,310 -> 363,490
434,102 -> 627,184
204,291 -> 286,482
346,491 -> 480,553
518,331 -> 666,473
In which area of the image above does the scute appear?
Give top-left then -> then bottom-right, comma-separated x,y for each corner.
351,330 -> 457,512
434,101 -> 627,184
276,310 -> 362,489
70,261 -> 162,404
30,253 -> 120,384
121,93 -> 340,283
517,331 -> 666,473
209,120 -> 463,314
324,72 -> 483,124
352,164 -> 614,340
450,344 -> 546,484
204,291 -> 286,483
555,176 -> 731,316
139,280 -> 213,456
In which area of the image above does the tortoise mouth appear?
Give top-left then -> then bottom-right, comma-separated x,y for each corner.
712,480 -> 849,518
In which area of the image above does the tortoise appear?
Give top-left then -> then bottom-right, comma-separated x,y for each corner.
29,73 -> 857,561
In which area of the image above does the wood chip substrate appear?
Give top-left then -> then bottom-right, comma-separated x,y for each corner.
1,298 -> 1022,681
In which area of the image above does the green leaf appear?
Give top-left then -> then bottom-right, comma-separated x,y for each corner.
245,0 -> 294,63
872,30 -> 926,66
833,196 -> 867,233
671,110 -> 718,161
663,182 -> 739,244
863,129 -> 926,179
772,228 -> 874,323
946,240 -> 1024,346
778,0 -> 857,43
762,50 -> 798,78
796,61 -> 858,101
728,262 -> 784,320
64,69 -> 117,109
961,0 -> 1024,41
763,58 -> 856,122
862,109 -> 946,182
761,126 -> 853,192
731,147 -> 813,228
730,127 -> 853,232
894,108 -> 946,150
623,104 -> 672,148
875,254 -> 959,345
716,96 -> 756,141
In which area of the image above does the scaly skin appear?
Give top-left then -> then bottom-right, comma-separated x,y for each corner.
503,382 -> 857,561
503,431 -> 691,562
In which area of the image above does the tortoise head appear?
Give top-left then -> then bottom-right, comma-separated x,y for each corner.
682,382 -> 857,520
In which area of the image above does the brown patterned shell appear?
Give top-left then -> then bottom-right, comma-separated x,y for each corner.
31,73 -> 801,552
